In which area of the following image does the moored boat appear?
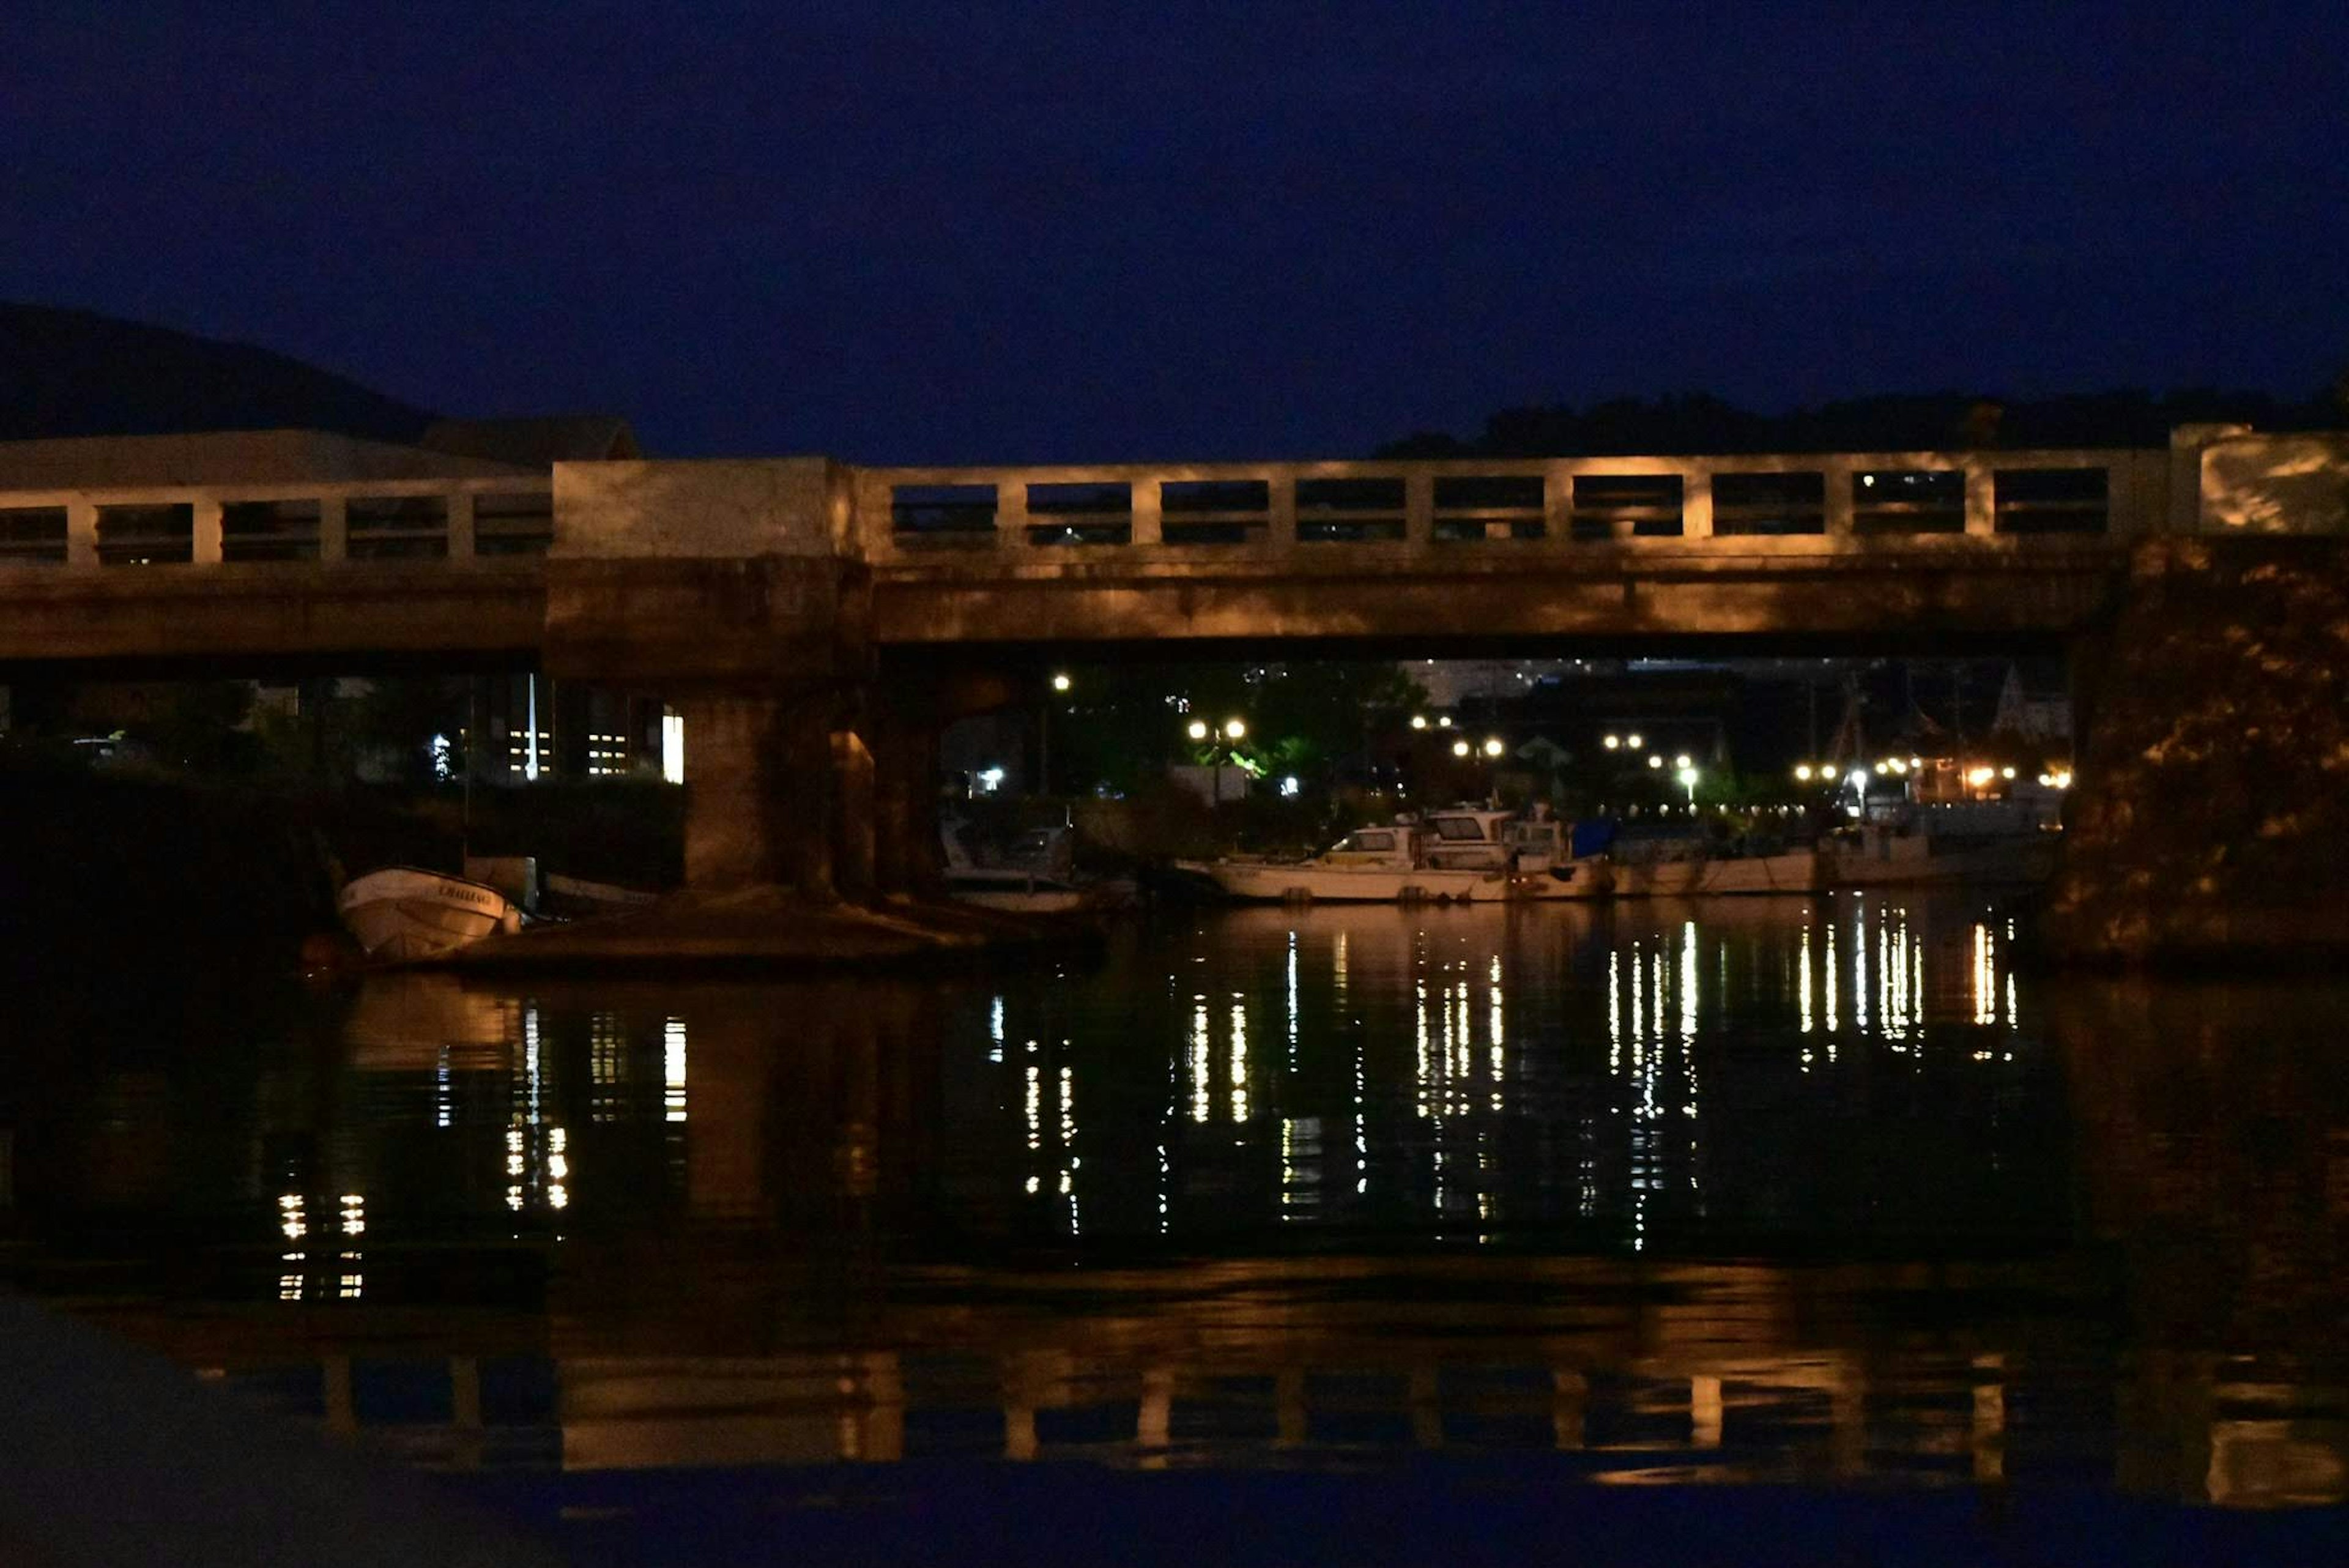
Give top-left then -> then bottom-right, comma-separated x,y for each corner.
335,867 -> 523,962
1176,807 -> 1603,903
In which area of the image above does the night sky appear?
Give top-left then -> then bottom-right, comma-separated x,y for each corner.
4,2 -> 2344,462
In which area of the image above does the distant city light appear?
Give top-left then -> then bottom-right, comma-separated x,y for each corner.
1795,764 -> 1814,782
1674,753 -> 1691,770
1603,734 -> 1621,750
1051,672 -> 1072,693
1452,739 -> 1471,757
1626,733 -> 1644,749
976,766 -> 1006,794
1438,716 -> 1452,728
1647,755 -> 1663,769
1279,775 -> 1300,798
2000,765 -> 2016,779
1482,737 -> 1505,758
1410,715 -> 1428,730
1847,769 -> 1869,790
1966,766 -> 1996,787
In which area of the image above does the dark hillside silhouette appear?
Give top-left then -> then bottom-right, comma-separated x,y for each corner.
0,303 -> 434,443
1379,386 -> 2347,459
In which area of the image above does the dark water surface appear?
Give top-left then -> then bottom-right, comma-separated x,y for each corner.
6,893 -> 2345,1559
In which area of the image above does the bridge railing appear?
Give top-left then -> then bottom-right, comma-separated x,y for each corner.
855,450 -> 2173,563
0,477 -> 553,570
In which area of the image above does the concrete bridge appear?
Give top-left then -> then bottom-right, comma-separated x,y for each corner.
4,422 -> 2346,953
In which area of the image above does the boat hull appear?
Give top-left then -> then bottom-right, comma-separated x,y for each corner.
1827,837 -> 2057,888
336,868 -> 521,962
1174,858 -> 1599,903
1609,852 -> 1821,897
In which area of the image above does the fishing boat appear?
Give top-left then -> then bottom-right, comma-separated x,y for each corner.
335,867 -> 523,961
1176,807 -> 1601,903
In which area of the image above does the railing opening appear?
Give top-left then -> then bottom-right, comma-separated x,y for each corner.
1572,474 -> 1683,540
1713,472 -> 1826,536
891,484 -> 998,547
97,503 -> 194,565
1160,479 -> 1269,546
1434,475 -> 1545,541
0,505 -> 69,564
1026,481 -> 1132,546
1297,477 -> 1406,543
1852,470 -> 1964,535
475,491 -> 555,555
347,496 -> 450,560
222,499 -> 322,562
1994,468 -> 2107,534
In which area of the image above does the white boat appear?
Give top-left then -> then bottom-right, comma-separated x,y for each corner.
1177,808 -> 1603,903
1606,839 -> 1822,896
335,867 -> 522,961
941,821 -> 1135,915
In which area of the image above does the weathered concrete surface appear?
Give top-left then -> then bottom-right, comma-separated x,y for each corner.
0,560 -> 544,665
2044,538 -> 2349,965
870,541 -> 2128,648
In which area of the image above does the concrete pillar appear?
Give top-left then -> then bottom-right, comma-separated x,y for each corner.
448,492 -> 477,559
1683,469 -> 1714,539
191,498 -> 223,563
1963,460 -> 1996,537
1404,472 -> 1434,549
1543,467 -> 1572,542
1821,461 -> 1854,540
678,688 -> 837,894
1131,478 -> 1163,546
319,496 -> 348,563
871,705 -> 943,896
1267,474 -> 1297,554
65,500 -> 97,567
830,729 -> 877,899
995,480 -> 1028,547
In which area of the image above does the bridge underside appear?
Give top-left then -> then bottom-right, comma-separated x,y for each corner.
870,544 -> 2125,650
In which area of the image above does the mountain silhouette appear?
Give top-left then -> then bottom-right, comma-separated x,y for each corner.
0,303 -> 436,444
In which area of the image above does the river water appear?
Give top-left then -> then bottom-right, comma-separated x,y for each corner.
6,893 -> 2345,1558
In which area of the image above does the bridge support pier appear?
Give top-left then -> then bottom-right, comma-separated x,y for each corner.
677,686 -> 841,895
2044,537 -> 2349,964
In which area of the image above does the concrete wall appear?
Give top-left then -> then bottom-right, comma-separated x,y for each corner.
553,459 -> 843,559
2197,431 -> 2349,535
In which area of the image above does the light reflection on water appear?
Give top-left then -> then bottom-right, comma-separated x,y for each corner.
7,893 -> 2347,1509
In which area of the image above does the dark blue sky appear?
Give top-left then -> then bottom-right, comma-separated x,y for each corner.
4,1 -> 2344,461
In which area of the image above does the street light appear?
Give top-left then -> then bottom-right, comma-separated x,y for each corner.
1050,672 -> 1072,693
1795,764 -> 1814,782
1482,737 -> 1505,758
1451,738 -> 1470,757
1223,717 -> 1247,741
1647,755 -> 1663,770
1186,719 -> 1209,741
1603,734 -> 1621,750
1674,753 -> 1691,770
1626,733 -> 1644,749
1676,764 -> 1699,808
1410,715 -> 1428,730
